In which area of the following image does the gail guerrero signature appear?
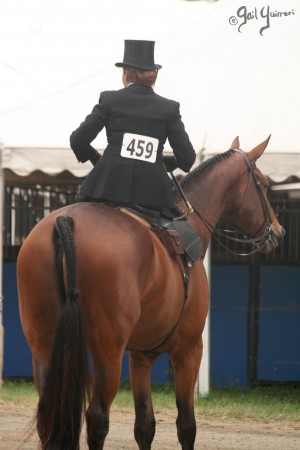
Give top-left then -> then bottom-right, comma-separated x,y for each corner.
229,5 -> 295,35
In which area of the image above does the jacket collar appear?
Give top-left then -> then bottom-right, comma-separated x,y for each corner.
127,83 -> 154,94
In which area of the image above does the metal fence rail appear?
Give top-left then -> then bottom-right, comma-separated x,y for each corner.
3,184 -> 300,265
4,184 -> 78,260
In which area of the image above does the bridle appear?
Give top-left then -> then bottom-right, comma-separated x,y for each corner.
188,149 -> 274,256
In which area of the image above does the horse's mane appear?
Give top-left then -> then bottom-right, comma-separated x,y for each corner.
180,149 -> 235,188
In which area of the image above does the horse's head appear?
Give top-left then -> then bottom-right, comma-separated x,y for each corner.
222,136 -> 285,254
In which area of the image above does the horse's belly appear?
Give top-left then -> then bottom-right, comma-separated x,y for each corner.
125,292 -> 184,352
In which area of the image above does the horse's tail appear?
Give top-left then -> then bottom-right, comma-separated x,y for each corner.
37,215 -> 90,450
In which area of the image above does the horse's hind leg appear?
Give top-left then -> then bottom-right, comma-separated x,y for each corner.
85,352 -> 124,450
129,351 -> 158,450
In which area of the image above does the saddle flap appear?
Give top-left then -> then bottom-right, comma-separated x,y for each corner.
169,220 -> 203,262
159,229 -> 185,257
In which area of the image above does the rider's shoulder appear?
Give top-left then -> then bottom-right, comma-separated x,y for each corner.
98,88 -> 128,103
154,92 -> 179,112
98,90 -> 119,101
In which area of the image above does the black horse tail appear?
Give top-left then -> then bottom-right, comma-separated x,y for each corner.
37,215 -> 90,450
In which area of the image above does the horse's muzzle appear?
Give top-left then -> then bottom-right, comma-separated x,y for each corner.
258,223 -> 285,254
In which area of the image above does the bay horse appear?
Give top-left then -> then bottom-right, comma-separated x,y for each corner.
17,137 -> 284,450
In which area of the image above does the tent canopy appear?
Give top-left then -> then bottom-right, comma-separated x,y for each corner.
1,0 -> 299,182
2,146 -> 300,184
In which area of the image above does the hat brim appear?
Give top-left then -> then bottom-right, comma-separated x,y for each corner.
115,62 -> 162,70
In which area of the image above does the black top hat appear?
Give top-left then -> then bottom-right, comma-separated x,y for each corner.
115,40 -> 162,71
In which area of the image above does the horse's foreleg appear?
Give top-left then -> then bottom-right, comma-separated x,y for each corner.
129,351 -> 158,450
170,346 -> 202,450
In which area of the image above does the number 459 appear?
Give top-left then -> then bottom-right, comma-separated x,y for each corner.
126,139 -> 154,159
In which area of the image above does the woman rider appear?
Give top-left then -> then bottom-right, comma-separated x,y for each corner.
70,40 -> 196,218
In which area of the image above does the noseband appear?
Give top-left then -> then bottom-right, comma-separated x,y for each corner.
191,149 -> 273,256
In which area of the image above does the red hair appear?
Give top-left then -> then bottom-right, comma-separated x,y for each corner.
124,67 -> 158,86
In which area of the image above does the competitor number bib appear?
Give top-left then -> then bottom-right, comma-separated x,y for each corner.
121,133 -> 158,163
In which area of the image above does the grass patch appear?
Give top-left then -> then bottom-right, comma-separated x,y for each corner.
195,386 -> 300,422
1,380 -> 299,423
0,379 -> 37,407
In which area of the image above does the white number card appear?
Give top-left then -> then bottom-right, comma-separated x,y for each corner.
121,133 -> 158,163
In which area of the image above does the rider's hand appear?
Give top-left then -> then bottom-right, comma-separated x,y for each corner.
90,151 -> 101,166
163,155 -> 178,172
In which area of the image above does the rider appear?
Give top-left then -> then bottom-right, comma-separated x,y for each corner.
70,40 -> 196,217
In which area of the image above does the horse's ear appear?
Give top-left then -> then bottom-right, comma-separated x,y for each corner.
248,135 -> 271,161
231,136 -> 240,149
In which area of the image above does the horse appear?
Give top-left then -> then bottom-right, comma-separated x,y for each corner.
17,136 -> 284,450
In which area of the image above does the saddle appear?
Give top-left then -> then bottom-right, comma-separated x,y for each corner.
119,204 -> 203,266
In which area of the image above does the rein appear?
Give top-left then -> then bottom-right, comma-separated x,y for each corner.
188,149 -> 273,256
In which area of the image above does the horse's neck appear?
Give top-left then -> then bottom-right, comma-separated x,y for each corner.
184,171 -> 234,254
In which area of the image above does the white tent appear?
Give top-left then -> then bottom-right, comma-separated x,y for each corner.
1,0 -> 300,181
1,0 -> 299,390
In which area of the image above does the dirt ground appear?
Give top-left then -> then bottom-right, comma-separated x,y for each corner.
0,403 -> 299,450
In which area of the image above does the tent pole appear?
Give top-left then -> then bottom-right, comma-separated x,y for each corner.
0,143 -> 4,388
195,243 -> 211,398
195,145 -> 210,398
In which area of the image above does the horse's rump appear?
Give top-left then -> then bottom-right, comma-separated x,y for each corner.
18,202 -> 188,353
